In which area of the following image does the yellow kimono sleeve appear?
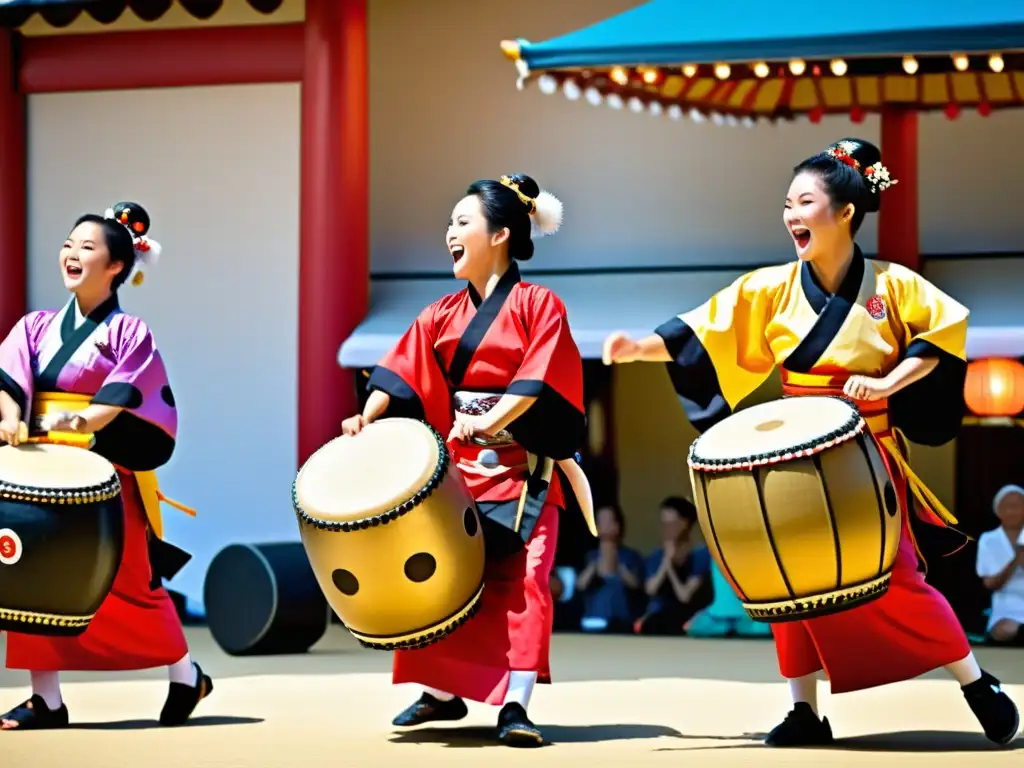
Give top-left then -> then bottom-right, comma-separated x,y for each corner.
886,264 -> 969,446
654,268 -> 781,432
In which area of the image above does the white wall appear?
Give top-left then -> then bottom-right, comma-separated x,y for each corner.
369,0 -> 1024,274
27,84 -> 301,608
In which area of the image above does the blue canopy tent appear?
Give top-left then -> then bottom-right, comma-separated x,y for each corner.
501,0 -> 1024,121
497,0 -> 1024,355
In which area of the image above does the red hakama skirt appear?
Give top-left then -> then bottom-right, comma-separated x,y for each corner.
392,503 -> 559,705
770,438 -> 970,694
5,471 -> 188,671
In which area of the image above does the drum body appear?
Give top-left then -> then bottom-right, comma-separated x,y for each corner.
294,418 -> 485,650
204,542 -> 329,656
0,443 -> 125,635
688,396 -> 900,623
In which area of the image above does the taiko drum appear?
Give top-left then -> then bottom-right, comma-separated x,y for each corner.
0,443 -> 125,635
688,396 -> 901,623
293,418 -> 485,650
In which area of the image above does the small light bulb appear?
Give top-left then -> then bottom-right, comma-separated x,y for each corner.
606,93 -> 624,110
641,68 -> 659,84
648,101 -> 663,116
537,74 -> 558,95
682,64 -> 698,78
952,54 -> 969,72
753,62 -> 770,78
989,53 -> 1005,73
789,59 -> 806,76
628,97 -> 645,113
610,66 -> 629,85
714,63 -> 731,80
584,87 -> 603,106
902,55 -> 919,75
830,59 -> 847,76
667,104 -> 683,120
562,79 -> 581,101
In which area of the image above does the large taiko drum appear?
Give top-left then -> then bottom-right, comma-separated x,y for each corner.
688,395 -> 901,623
0,443 -> 125,635
293,418 -> 485,650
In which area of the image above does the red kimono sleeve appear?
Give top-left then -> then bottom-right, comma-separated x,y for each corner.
504,287 -> 585,460
366,303 -> 454,436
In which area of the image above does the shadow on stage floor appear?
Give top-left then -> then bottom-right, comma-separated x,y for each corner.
2,627 -> 1023,689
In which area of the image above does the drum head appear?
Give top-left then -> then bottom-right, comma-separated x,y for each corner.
295,419 -> 443,523
691,396 -> 860,464
0,443 -> 117,489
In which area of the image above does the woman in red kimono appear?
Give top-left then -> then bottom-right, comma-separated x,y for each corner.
341,174 -> 586,747
0,202 -> 212,730
603,139 -> 1019,747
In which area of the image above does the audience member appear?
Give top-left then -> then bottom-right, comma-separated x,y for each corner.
550,567 -> 583,631
576,505 -> 645,633
976,484 -> 1024,645
635,497 -> 712,635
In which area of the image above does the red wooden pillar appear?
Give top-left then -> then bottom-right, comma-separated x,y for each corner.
0,29 -> 27,335
878,107 -> 920,272
298,0 -> 369,464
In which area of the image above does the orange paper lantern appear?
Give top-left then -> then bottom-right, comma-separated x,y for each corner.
964,358 -> 1024,417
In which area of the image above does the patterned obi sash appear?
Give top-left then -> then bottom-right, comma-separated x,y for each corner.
452,390 -> 596,548
31,392 -> 195,540
779,370 -> 957,529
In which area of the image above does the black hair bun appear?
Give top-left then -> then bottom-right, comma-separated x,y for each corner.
109,201 -> 152,237
504,173 -> 540,200
828,138 -> 883,213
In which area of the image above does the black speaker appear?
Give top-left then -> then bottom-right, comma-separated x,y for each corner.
204,542 -> 328,656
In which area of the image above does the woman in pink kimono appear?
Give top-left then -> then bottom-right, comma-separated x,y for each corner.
0,202 -> 212,730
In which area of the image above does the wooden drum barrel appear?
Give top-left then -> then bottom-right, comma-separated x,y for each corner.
0,443 -> 125,635
688,396 -> 901,623
293,418 -> 486,650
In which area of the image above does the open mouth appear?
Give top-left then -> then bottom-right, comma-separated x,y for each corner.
450,245 -> 465,263
65,264 -> 83,278
791,227 -> 811,249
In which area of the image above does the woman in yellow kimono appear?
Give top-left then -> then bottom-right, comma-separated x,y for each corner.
603,139 -> 1020,747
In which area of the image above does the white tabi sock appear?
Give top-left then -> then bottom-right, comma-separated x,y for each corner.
30,671 -> 63,711
945,652 -> 983,687
423,686 -> 455,702
503,671 -> 538,710
787,673 -> 819,716
168,653 -> 198,687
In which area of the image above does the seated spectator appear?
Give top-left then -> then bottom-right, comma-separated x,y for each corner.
550,566 -> 583,632
635,497 -> 713,635
684,559 -> 772,638
576,505 -> 645,633
976,484 -> 1024,645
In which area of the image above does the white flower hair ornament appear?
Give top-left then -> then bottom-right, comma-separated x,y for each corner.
863,162 -> 898,194
104,206 -> 162,287
499,175 -> 564,238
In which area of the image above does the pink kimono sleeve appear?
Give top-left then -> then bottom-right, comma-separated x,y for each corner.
90,316 -> 178,472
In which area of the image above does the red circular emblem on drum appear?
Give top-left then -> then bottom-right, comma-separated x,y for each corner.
865,295 -> 887,320
0,528 -> 23,566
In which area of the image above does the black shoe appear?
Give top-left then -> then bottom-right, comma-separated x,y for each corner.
392,693 -> 467,727
765,702 -> 834,747
962,670 -> 1020,745
159,662 -> 214,727
497,702 -> 544,747
0,695 -> 70,731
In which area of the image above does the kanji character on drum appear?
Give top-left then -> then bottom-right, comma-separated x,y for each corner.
340,174 -> 588,747
602,139 -> 1020,747
0,202 -> 212,730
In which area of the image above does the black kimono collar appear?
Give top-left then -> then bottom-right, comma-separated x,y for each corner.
467,261 -> 521,308
800,244 -> 865,315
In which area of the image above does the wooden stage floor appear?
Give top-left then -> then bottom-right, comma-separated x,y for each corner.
1,627 -> 1021,766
